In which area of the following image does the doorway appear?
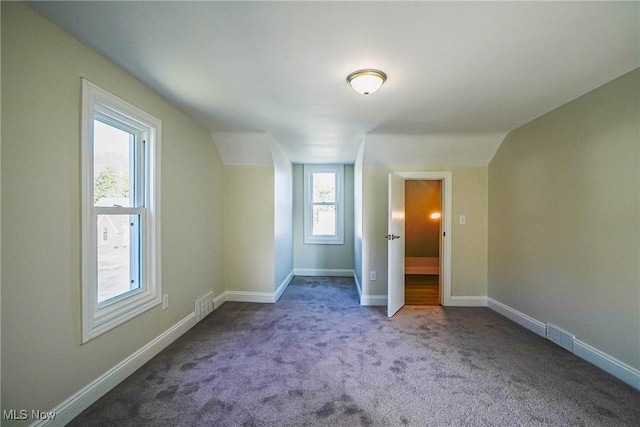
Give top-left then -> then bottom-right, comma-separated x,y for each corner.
387,171 -> 452,317
405,180 -> 441,305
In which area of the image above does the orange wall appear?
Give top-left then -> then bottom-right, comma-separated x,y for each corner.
405,180 -> 441,257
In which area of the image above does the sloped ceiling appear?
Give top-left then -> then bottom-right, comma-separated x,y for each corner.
30,1 -> 640,165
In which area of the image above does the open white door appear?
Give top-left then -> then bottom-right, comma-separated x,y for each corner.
387,173 -> 405,317
388,171 -> 452,307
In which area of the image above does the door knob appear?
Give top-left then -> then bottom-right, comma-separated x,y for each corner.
384,234 -> 400,240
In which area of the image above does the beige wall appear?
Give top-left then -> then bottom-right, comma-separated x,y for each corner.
362,165 -> 488,297
224,166 -> 276,293
1,1 -> 225,418
272,144 -> 294,289
292,164 -> 355,271
488,69 -> 640,369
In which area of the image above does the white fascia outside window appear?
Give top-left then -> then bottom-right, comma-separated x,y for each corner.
81,79 -> 161,343
303,164 -> 344,245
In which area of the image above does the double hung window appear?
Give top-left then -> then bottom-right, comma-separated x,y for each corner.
81,80 -> 161,342
303,164 -> 344,245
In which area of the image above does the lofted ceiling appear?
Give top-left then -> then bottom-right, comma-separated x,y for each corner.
29,1 -> 639,165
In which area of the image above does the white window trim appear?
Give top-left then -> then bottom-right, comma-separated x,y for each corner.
303,164 -> 344,245
81,79 -> 161,343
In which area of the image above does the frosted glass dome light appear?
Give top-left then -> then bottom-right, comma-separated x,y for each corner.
346,69 -> 387,95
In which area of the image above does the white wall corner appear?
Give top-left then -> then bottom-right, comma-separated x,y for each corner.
225,291 -> 276,304
487,297 -> 640,391
220,271 -> 294,306
360,295 -> 387,307
267,133 -> 288,165
34,313 -> 198,427
213,290 -> 227,310
275,270 -> 295,302
354,272 -> 362,302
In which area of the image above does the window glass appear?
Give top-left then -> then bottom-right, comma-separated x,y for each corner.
96,214 -> 140,304
312,205 -> 336,236
93,120 -> 134,207
312,172 -> 336,202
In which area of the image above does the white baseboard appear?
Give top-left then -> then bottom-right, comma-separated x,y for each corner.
217,271 -> 294,305
447,296 -> 487,307
573,339 -> 640,390
487,297 -> 640,391
360,295 -> 387,306
213,290 -> 227,310
487,297 -> 546,337
274,270 -> 294,302
34,313 -> 198,427
293,268 -> 354,277
225,291 -> 276,303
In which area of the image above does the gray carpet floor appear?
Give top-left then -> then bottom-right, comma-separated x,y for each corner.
70,276 -> 640,426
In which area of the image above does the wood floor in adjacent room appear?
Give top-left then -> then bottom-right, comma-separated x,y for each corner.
405,274 -> 440,305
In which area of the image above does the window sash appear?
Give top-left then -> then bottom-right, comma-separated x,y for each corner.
311,203 -> 337,236
311,172 -> 337,203
93,114 -> 146,209
95,208 -> 144,306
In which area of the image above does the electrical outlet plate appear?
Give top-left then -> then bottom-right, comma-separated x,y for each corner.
162,294 -> 169,310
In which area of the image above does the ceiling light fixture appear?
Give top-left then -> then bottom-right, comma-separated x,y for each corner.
346,69 -> 387,95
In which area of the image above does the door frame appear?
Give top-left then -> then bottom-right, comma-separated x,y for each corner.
390,171 -> 452,306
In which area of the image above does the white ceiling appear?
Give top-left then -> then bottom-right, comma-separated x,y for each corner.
30,1 -> 639,165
